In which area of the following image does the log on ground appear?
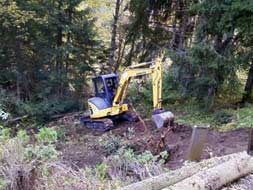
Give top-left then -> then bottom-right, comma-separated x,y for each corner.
163,151 -> 253,190
120,152 -> 247,190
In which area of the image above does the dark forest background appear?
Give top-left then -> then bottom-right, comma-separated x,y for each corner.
0,0 -> 253,121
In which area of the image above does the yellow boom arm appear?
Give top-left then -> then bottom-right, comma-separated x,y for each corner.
113,58 -> 163,110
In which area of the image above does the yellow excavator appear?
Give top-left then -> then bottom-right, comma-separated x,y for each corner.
80,58 -> 174,131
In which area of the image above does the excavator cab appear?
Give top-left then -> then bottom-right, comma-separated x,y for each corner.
92,74 -> 119,103
86,73 -> 123,122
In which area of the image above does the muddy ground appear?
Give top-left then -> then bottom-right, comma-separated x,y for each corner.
53,115 -> 249,170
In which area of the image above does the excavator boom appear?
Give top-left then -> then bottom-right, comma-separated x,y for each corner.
112,60 -> 162,109
112,58 -> 174,128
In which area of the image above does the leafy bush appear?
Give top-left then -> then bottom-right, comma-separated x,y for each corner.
0,89 -> 80,121
25,145 -> 58,161
0,127 -> 11,141
17,129 -> 30,143
99,134 -> 123,156
36,127 -> 57,144
95,163 -> 108,181
213,110 -> 234,125
127,70 -> 182,117
0,90 -> 17,115
104,148 -> 168,183
0,128 -> 123,190
234,104 -> 253,128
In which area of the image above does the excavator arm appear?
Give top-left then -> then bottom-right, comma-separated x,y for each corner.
113,59 -> 163,110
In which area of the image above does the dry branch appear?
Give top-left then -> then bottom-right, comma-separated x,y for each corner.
4,115 -> 29,125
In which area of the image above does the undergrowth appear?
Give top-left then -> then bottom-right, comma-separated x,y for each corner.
0,127 -> 169,190
172,101 -> 253,130
98,133 -> 169,183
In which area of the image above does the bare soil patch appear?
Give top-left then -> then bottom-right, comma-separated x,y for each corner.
54,116 -> 249,170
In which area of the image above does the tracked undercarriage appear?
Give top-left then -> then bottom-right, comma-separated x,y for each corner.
80,112 -> 138,131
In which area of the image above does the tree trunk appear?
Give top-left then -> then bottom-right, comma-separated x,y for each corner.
65,7 -> 72,83
56,0 -> 63,96
164,152 -> 253,190
16,71 -> 21,101
109,0 -> 122,73
15,41 -> 22,101
127,39 -> 135,66
115,37 -> 126,72
242,60 -> 253,103
178,8 -> 187,50
169,1 -> 178,49
121,152 -> 245,190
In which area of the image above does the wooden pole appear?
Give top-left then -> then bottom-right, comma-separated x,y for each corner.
248,128 -> 253,155
187,125 -> 209,161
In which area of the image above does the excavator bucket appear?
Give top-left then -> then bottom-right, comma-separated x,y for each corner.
152,110 -> 174,128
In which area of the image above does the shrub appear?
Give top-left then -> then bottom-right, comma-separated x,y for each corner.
36,127 -> 57,144
99,134 -> 123,156
0,132 -> 122,190
104,148 -> 168,183
95,163 -> 108,181
127,72 -> 181,117
0,136 -> 35,190
17,130 -> 30,143
0,89 -> 80,121
0,127 -> 11,141
213,110 -> 234,125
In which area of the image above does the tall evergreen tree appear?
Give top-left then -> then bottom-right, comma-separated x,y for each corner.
0,0 -> 99,117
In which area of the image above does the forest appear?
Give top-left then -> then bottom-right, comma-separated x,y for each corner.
0,0 -> 253,189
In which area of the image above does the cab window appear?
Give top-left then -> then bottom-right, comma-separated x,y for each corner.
94,78 -> 105,97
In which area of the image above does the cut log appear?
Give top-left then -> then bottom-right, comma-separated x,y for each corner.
221,174 -> 253,190
163,151 -> 253,190
120,152 -> 245,190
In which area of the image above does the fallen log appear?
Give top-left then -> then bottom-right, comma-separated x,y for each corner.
120,152 -> 246,190
4,115 -> 29,125
163,151 -> 253,190
221,174 -> 253,190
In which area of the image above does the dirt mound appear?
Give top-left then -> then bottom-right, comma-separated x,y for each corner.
111,121 -> 249,169
161,125 -> 248,169
55,116 -> 249,170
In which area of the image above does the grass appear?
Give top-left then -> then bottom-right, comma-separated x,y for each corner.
222,104 -> 253,130
166,100 -> 253,131
129,87 -> 253,131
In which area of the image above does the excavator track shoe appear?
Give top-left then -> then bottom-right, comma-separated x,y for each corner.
80,116 -> 114,131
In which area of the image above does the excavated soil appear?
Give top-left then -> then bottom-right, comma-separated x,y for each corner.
111,121 -> 249,169
55,116 -> 249,170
